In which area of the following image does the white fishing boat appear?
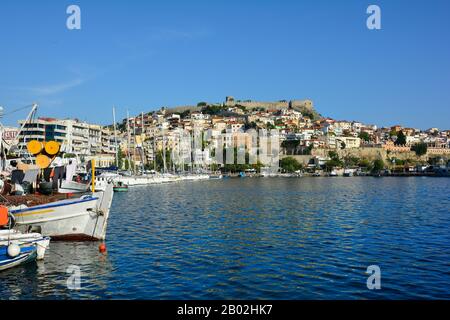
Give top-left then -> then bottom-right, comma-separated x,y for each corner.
9,183 -> 114,241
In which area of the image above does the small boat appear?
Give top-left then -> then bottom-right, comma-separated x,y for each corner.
329,170 -> 338,177
113,181 -> 129,192
0,209 -> 50,271
312,172 -> 321,177
343,169 -> 354,177
0,230 -> 50,261
0,242 -> 38,271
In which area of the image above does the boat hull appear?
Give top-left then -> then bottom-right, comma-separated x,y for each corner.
11,184 -> 114,241
0,230 -> 50,260
0,246 -> 37,271
113,187 -> 129,192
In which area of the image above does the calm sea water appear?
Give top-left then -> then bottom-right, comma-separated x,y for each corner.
1,177 -> 449,300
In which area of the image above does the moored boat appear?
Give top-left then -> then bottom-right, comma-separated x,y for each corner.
0,243 -> 38,271
329,170 -> 338,177
0,208 -> 50,271
343,169 -> 354,177
9,183 -> 114,241
0,229 -> 50,260
113,181 -> 129,192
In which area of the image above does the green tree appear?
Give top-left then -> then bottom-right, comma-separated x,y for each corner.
326,151 -> 343,170
244,121 -> 258,130
395,130 -> 407,145
281,140 -> 300,155
372,159 -> 385,173
344,155 -> 360,167
117,146 -> 125,169
358,158 -> 373,171
411,142 -> 427,156
202,105 -> 225,115
358,132 -> 370,142
180,110 -> 191,119
328,151 -> 340,161
124,158 -> 130,170
280,157 -> 303,173
302,144 -> 313,155
63,153 -> 77,159
154,149 -> 172,172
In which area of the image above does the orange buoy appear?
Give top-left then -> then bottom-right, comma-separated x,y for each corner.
27,140 -> 43,155
44,141 -> 60,155
99,243 -> 107,253
36,154 -> 51,169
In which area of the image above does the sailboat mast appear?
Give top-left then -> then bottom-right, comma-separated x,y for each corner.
126,109 -> 131,172
153,135 -> 156,171
112,106 -> 118,168
141,112 -> 145,172
162,128 -> 167,174
133,122 -> 137,174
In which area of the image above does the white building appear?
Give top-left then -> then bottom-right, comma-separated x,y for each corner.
17,117 -> 113,158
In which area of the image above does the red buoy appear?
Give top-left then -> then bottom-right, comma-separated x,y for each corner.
99,243 -> 107,253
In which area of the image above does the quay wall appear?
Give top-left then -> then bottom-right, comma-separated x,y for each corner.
284,148 -> 435,163
310,147 -> 388,161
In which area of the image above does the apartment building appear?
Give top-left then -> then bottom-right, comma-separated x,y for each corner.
17,118 -> 68,152
17,117 -> 116,158
62,120 -> 89,155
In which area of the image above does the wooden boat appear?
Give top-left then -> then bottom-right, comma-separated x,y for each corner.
7,183 -> 114,241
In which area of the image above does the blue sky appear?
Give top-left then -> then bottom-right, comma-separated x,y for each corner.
1,0 -> 449,129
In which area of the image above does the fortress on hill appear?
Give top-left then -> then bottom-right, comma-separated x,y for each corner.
224,96 -> 314,112
166,96 -> 319,118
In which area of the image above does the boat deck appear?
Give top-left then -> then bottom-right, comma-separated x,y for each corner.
0,193 -> 82,207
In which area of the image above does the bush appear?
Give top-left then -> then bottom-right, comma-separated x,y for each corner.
358,132 -> 370,142
411,142 -> 427,156
280,157 -> 303,173
372,159 -> 385,172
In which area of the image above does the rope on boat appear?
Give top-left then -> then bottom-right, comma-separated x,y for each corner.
35,242 -> 64,258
